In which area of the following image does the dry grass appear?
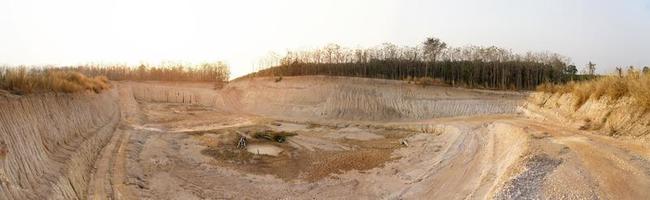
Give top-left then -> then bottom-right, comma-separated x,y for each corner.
0,67 -> 111,94
628,74 -> 650,109
537,73 -> 650,110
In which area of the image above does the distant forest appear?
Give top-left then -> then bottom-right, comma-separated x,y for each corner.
246,37 -> 593,90
1,62 -> 230,94
64,62 -> 230,82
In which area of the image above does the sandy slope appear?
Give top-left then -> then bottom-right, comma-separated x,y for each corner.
2,76 -> 649,200
0,91 -> 120,199
220,76 -> 525,121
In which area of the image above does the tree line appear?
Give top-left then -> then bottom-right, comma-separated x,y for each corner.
247,37 -> 592,90
60,62 -> 230,82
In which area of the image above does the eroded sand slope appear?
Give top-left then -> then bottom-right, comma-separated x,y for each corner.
220,76 -> 524,121
0,91 -> 119,200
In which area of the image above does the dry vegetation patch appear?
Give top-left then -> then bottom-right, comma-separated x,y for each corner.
253,130 -> 297,143
0,67 -> 110,94
537,73 -> 650,110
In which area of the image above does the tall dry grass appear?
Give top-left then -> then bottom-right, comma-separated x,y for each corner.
0,67 -> 110,94
537,72 -> 650,110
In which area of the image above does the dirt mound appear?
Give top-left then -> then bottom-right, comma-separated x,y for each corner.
0,91 -> 119,199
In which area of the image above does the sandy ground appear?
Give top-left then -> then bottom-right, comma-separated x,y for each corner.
87,77 -> 650,200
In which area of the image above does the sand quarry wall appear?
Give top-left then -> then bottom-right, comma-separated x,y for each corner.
523,92 -> 650,137
129,82 -> 218,107
126,76 -> 525,121
0,90 -> 120,200
220,76 -> 525,121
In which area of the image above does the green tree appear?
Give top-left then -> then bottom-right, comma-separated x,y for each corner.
423,37 -> 447,63
423,37 -> 447,78
565,65 -> 577,75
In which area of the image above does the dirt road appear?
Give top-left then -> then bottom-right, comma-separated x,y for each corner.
88,78 -> 650,199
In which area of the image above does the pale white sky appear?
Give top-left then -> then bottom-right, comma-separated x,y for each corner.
1,0 -> 649,78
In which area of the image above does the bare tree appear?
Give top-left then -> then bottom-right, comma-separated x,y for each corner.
324,44 -> 341,63
381,43 -> 399,60
587,61 -> 596,76
616,67 -> 623,77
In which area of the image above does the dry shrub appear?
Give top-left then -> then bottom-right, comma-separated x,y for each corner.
629,75 -> 650,109
556,81 -> 576,94
538,74 -> 649,110
254,130 -> 297,143
604,77 -> 628,99
571,82 -> 593,109
0,67 -> 111,94
535,82 -> 559,93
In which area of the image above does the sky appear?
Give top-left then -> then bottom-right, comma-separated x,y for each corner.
1,0 -> 649,78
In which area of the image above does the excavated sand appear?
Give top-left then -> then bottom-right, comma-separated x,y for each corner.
219,76 -> 525,121
0,91 -> 119,200
1,76 -> 649,200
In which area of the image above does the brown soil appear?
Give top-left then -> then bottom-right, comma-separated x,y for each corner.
198,125 -> 404,182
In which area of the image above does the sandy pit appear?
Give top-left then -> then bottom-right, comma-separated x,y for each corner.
3,76 -> 647,200
88,77 -> 649,200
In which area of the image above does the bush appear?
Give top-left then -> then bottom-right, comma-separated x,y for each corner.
0,67 -> 111,94
629,75 -> 650,109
